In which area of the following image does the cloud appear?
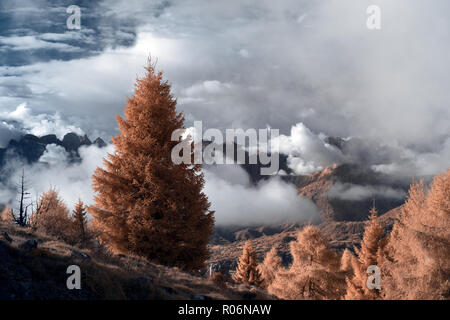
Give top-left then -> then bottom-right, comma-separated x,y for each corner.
327,182 -> 406,201
38,144 -> 69,165
0,35 -> 82,52
0,0 -> 139,65
0,0 -> 448,180
272,122 -> 344,175
0,103 -> 84,146
203,164 -> 320,226
371,136 -> 450,178
1,133 -> 319,227
1,143 -> 114,210
183,80 -> 233,97
0,121 -> 22,148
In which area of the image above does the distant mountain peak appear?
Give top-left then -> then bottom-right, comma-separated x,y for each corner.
0,132 -> 107,166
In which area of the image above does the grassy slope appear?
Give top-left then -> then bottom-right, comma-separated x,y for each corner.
0,221 -> 271,300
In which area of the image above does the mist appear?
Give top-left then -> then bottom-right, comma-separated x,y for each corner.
203,164 -> 320,226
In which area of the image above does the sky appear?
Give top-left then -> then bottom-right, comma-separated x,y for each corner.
0,0 -> 449,224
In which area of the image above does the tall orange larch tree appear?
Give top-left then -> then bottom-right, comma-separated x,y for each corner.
382,170 -> 450,299
340,248 -> 354,275
345,205 -> 385,300
73,198 -> 88,245
260,247 -> 283,289
88,59 -> 214,271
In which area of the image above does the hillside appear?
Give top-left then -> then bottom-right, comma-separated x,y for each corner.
0,221 -> 271,300
208,206 -> 401,273
295,163 -> 408,221
207,162 -> 405,273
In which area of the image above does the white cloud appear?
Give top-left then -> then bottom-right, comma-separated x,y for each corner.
0,0 -> 448,181
183,80 -> 233,97
2,143 -> 114,210
38,144 -> 69,165
204,165 -> 320,226
0,35 -> 82,52
0,103 -> 84,142
272,122 -> 344,174
1,136 -> 319,227
372,137 -> 450,178
327,182 -> 406,201
0,121 -> 22,148
239,49 -> 250,58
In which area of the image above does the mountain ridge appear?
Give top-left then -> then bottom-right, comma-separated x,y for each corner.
0,132 -> 107,166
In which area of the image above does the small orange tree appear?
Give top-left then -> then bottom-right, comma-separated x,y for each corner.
31,188 -> 74,243
260,247 -> 283,289
0,206 -> 14,223
340,249 -> 354,275
345,205 -> 385,300
89,60 -> 214,271
73,198 -> 89,245
232,241 -> 264,287
269,226 -> 345,300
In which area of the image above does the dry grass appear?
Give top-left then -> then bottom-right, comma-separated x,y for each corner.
0,221 -> 272,300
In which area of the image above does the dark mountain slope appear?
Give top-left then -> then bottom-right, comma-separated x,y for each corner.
0,132 -> 106,166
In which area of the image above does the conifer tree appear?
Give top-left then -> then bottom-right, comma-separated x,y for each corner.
73,198 -> 88,244
89,60 -> 214,271
260,247 -> 283,289
232,241 -> 264,287
382,170 -> 450,299
340,248 -> 354,275
0,206 -> 14,223
345,205 -> 385,300
269,226 -> 345,300
31,188 -> 74,243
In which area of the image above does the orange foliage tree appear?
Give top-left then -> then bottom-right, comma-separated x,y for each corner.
73,198 -> 89,245
340,248 -> 354,275
232,241 -> 264,287
269,226 -> 345,300
89,60 -> 214,271
0,206 -> 14,223
382,170 -> 450,299
260,247 -> 283,289
31,188 -> 74,243
345,205 -> 386,300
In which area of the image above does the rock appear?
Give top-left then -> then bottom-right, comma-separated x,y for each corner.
62,133 -> 82,151
93,137 -> 107,148
7,135 -> 46,163
19,239 -> 37,251
69,249 -> 90,260
39,134 -> 61,145
1,232 -> 12,243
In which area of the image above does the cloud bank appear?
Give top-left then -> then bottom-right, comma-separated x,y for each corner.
327,182 -> 405,201
203,164 -> 320,226
1,143 -> 114,210
1,0 -> 448,179
0,103 -> 85,147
